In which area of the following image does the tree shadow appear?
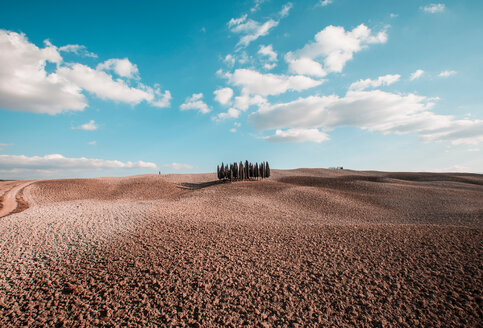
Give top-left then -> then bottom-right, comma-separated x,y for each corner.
177,180 -> 227,190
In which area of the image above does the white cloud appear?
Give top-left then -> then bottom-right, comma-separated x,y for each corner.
150,89 -> 172,108
59,44 -> 97,58
410,69 -> 424,81
213,87 -> 234,106
88,141 -> 96,145
230,128 -> 237,133
228,3 -> 291,48
97,58 -> 139,79
390,13 -> 398,18
226,68 -> 323,96
285,54 -> 327,77
224,54 -> 236,66
0,30 -> 171,114
73,120 -> 98,131
264,128 -> 329,143
164,162 -> 195,170
233,91 -> 267,111
249,89 -> 483,145
180,93 -> 211,114
439,70 -> 457,77
228,14 -> 248,27
419,120 -> 483,145
421,4 -> 445,14
349,74 -> 400,91
250,0 -> 266,13
258,45 -> 277,62
231,18 -> 279,48
58,64 -> 154,104
432,164 -> 480,173
0,154 -> 158,171
319,0 -> 333,6
0,30 -> 86,114
285,24 -> 387,76
279,2 -> 293,18
237,51 -> 252,65
217,107 -> 240,120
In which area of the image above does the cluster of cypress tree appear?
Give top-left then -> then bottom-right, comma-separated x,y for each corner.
217,161 -> 270,181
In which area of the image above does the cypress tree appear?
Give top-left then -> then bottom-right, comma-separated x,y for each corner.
265,161 -> 270,178
217,165 -> 220,180
239,161 -> 244,180
254,163 -> 259,179
245,160 -> 249,179
260,162 -> 264,179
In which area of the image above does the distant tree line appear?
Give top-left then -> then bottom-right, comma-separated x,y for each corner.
217,161 -> 270,181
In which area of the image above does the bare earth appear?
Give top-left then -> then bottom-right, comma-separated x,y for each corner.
0,169 -> 482,327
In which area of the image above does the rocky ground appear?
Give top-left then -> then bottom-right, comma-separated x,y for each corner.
0,170 -> 481,327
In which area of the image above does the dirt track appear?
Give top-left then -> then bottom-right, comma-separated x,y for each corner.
0,170 -> 482,327
0,181 -> 33,218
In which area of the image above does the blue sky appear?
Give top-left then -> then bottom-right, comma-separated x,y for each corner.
0,0 -> 482,179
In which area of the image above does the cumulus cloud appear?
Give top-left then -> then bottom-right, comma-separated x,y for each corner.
264,128 -> 329,143
421,4 -> 445,13
228,3 -> 291,48
285,24 -> 387,76
249,89 -> 483,145
97,58 -> 139,79
285,55 -> 327,77
164,162 -> 195,170
233,91 -> 267,111
439,70 -> 457,77
59,44 -> 97,58
58,64 -> 154,105
224,54 -> 236,66
0,30 -> 87,114
0,29 -> 171,114
419,120 -> 483,145
180,93 -> 211,114
226,68 -> 322,96
349,74 -> 400,91
73,120 -> 98,131
0,154 -> 158,171
213,87 -> 234,106
88,140 -> 96,145
216,108 -> 240,120
410,69 -> 424,81
258,44 -> 278,69
150,89 -> 172,108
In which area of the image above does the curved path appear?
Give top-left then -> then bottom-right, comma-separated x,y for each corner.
0,181 -> 34,218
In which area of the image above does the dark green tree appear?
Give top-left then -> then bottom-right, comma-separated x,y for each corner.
265,161 -> 270,178
254,163 -> 259,179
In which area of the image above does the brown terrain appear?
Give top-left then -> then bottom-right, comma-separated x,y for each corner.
0,169 -> 482,327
